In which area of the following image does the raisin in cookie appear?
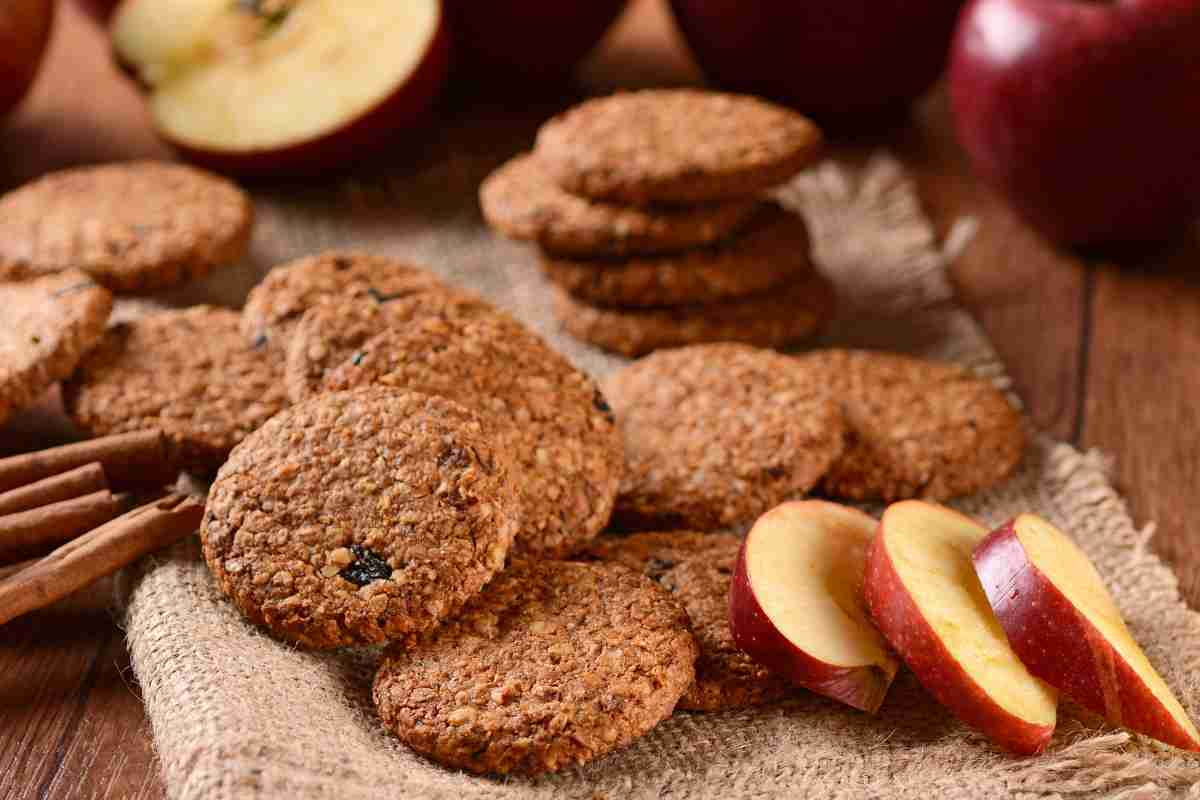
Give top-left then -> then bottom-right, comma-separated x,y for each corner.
321,313 -> 622,558
202,388 -> 522,649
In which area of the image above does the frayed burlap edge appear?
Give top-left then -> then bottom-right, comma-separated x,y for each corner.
120,155 -> 1200,800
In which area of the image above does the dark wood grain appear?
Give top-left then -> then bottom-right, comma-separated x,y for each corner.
1,1 -> 1197,798
897,94 -> 1089,444
0,573 -> 161,800
1083,240 -> 1200,604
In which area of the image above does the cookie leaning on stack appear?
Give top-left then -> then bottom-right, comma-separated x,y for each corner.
603,344 -> 1027,531
247,251 -> 624,560
481,89 -> 833,356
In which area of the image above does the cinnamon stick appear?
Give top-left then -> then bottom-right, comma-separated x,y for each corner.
0,490 -> 120,564
0,430 -> 175,493
0,463 -> 109,517
0,493 -> 203,626
0,558 -> 36,581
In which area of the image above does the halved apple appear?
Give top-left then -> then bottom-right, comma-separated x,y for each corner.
864,500 -> 1058,754
974,514 -> 1200,751
729,500 -> 898,713
111,0 -> 450,176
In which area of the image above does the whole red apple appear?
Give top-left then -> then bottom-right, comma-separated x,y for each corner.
444,0 -> 627,87
668,0 -> 965,130
950,0 -> 1200,247
0,0 -> 54,119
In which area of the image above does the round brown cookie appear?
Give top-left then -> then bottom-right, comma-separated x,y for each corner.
0,271 -> 112,427
62,305 -> 288,474
542,203 -> 812,307
535,89 -> 823,206
240,251 -> 455,348
581,532 -> 792,711
203,388 -> 521,650
373,558 -> 697,776
284,290 -> 498,403
0,162 -> 253,292
794,349 -> 1025,501
603,343 -> 845,531
480,152 -> 762,257
553,269 -> 835,357
321,314 -> 623,559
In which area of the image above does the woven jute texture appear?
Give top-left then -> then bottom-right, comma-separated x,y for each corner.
119,156 -> 1200,799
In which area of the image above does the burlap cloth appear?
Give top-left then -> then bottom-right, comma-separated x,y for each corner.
115,148 -> 1200,799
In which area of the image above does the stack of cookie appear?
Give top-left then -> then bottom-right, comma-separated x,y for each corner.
481,89 -> 833,357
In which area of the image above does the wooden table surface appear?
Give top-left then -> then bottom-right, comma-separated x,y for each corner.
3,1 -> 1199,797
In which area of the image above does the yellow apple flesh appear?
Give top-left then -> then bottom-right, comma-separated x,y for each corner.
111,0 -> 449,176
864,500 -> 1057,754
730,500 -> 898,713
974,514 -> 1200,751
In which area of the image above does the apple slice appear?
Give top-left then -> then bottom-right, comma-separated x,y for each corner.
974,514 -> 1200,751
864,500 -> 1058,754
111,0 -> 450,176
729,500 -> 898,713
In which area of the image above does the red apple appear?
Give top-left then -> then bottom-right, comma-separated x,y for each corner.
0,0 -> 54,119
111,0 -> 450,177
949,0 -> 1200,248
444,0 -> 627,88
864,501 -> 1058,755
974,514 -> 1200,751
729,500 -> 899,713
668,0 -> 965,130
75,0 -> 120,24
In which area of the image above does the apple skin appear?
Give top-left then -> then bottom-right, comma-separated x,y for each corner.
668,0 -> 965,130
125,2 -> 452,178
863,507 -> 1054,755
443,0 -> 627,87
730,540 -> 896,713
0,0 -> 54,119
973,520 -> 1200,751
949,0 -> 1200,248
